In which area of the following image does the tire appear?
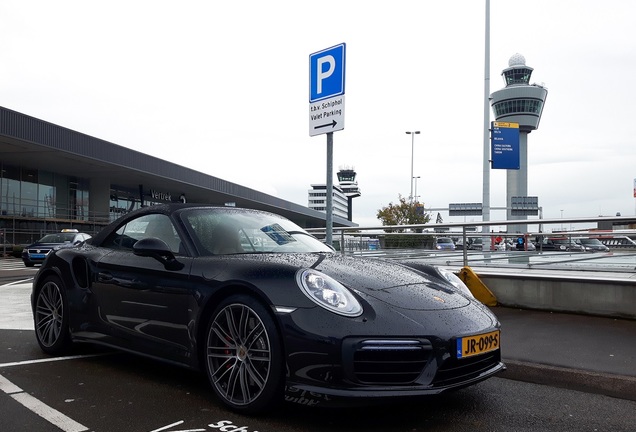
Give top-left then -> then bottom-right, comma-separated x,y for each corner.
204,294 -> 283,414
24,262 -> 34,267
34,275 -> 72,355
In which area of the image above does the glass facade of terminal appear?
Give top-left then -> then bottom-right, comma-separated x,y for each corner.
109,186 -> 143,222
0,163 -> 163,226
0,163 -> 166,245
0,164 -> 90,221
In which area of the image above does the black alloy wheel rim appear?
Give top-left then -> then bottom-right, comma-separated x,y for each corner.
35,281 -> 64,348
207,303 -> 272,406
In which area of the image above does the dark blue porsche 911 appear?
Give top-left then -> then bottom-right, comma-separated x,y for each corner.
32,204 -> 504,413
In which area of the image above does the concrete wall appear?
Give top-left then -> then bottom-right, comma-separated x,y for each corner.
477,270 -> 636,320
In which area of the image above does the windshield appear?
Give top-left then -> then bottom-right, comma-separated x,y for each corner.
180,208 -> 333,256
551,239 -> 572,245
578,238 -> 603,245
38,233 -> 77,243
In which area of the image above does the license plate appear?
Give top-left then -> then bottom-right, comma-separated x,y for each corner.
30,254 -> 46,259
456,330 -> 500,359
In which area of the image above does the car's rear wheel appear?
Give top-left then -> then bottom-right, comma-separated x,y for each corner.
34,275 -> 71,355
205,294 -> 283,414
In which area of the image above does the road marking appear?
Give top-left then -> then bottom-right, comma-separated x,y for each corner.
0,353 -> 108,369
0,258 -> 38,271
0,280 -> 34,330
0,373 -> 22,394
0,374 -> 88,432
2,278 -> 34,286
150,421 -> 185,432
149,420 -> 206,432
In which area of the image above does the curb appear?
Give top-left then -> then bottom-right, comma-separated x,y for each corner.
501,359 -> 636,402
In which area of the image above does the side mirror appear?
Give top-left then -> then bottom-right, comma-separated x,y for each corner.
133,237 -> 184,271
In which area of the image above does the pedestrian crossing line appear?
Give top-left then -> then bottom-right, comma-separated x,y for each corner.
0,260 -> 37,271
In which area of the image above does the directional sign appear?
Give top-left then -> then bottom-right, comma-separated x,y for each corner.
309,43 -> 345,136
511,196 -> 539,216
449,203 -> 483,216
491,121 -> 520,169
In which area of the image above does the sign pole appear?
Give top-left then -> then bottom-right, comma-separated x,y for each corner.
309,43 -> 345,247
326,132 -> 334,247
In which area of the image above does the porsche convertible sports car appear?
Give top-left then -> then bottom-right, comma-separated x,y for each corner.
32,204 -> 504,413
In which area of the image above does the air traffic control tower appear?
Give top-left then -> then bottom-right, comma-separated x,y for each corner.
337,167 -> 361,221
490,53 -> 548,231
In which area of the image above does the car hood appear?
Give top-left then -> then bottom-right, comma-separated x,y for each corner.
220,253 -> 472,311
26,242 -> 67,248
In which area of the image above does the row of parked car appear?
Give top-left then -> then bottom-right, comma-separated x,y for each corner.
20,230 -> 615,268
538,237 -> 610,252
435,236 -> 611,253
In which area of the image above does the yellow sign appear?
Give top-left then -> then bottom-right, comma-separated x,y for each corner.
493,121 -> 519,129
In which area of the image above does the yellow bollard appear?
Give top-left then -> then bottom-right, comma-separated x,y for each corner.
459,266 -> 497,306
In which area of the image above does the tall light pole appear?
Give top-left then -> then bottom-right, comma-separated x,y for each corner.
413,176 -> 421,202
482,0 -> 491,251
406,131 -> 420,201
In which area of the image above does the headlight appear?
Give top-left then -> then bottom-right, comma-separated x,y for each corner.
296,269 -> 363,317
437,267 -> 475,298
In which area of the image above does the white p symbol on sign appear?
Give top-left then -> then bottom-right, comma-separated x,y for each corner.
309,43 -> 345,103
316,55 -> 335,95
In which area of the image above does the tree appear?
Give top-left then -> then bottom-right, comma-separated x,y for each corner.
376,195 -> 431,232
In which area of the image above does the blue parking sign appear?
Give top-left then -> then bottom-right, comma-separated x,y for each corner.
309,43 -> 346,102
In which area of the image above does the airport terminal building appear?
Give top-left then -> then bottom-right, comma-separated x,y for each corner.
0,106 -> 355,244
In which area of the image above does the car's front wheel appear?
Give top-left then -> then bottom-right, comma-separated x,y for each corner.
34,275 -> 71,355
204,294 -> 283,414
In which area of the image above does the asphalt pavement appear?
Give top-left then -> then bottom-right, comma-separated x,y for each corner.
1,257 -> 635,402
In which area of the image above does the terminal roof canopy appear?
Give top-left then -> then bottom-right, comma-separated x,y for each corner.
0,106 -> 356,229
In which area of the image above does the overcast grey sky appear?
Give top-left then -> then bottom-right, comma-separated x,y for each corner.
1,0 -> 635,229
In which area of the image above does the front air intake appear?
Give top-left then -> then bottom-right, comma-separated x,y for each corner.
344,339 -> 433,385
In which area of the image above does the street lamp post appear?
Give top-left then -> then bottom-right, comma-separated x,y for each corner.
405,131 -> 420,201
413,176 -> 421,203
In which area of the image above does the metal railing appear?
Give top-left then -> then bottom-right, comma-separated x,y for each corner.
307,215 -> 636,274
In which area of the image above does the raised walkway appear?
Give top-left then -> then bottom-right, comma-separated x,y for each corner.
492,305 -> 636,401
